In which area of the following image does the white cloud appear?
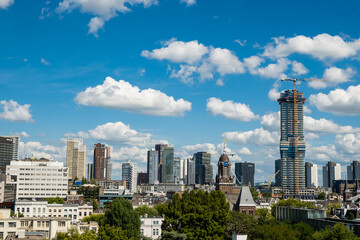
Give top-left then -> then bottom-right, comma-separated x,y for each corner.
268,87 -> 281,101
208,47 -> 245,75
238,147 -> 252,155
263,33 -> 360,60
0,0 -> 13,9
260,111 -> 279,131
256,58 -> 290,79
180,0 -> 195,6
206,97 -> 259,121
306,133 -> 320,140
141,39 -> 209,64
303,106 -> 312,114
335,133 -> 360,155
291,61 -> 309,75
170,65 -> 197,85
75,77 -> 192,117
222,128 -> 279,146
309,84 -> 360,115
40,58 -> 50,65
308,67 -> 356,89
13,131 -> 30,138
234,39 -> 247,47
0,100 -> 33,122
19,141 -> 65,161
56,0 -> 158,36
112,146 -> 148,163
178,143 -> 217,159
215,78 -> 224,86
243,55 -> 264,74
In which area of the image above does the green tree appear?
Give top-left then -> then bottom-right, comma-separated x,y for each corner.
271,198 -> 317,216
318,192 -> 326,200
250,187 -> 259,201
293,222 -> 314,240
326,203 -> 341,215
45,196 -> 65,204
313,223 -> 360,240
105,198 -> 141,239
256,208 -> 274,225
162,231 -> 187,240
81,214 -> 106,225
262,191 -> 272,198
97,224 -> 129,240
225,211 -> 257,239
92,199 -> 99,210
56,229 -> 97,240
82,176 -> 88,185
154,203 -> 168,216
162,190 -> 230,239
134,205 -> 159,217
252,222 -> 301,240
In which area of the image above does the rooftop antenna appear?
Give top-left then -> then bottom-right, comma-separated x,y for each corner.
223,139 -> 226,154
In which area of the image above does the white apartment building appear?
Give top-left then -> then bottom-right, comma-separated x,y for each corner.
63,203 -> 79,222
122,161 -> 137,193
48,203 -> 63,218
6,158 -> 68,200
140,217 -> 164,239
78,204 -> 93,221
66,138 -> 86,180
15,200 -> 48,218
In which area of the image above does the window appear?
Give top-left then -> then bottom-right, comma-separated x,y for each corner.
0,222 -> 4,228
153,229 -> 159,235
79,212 -> 82,216
8,222 -> 16,228
140,229 -> 144,235
58,221 -> 66,227
33,208 -> 36,213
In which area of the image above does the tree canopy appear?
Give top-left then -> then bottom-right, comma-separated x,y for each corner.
134,205 -> 159,217
45,196 -> 65,204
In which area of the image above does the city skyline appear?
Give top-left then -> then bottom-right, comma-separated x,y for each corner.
1,0 -> 360,183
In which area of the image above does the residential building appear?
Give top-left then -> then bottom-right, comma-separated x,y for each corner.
140,217 -> 164,239
275,159 -> 282,186
66,138 -> 86,180
87,163 -> 94,181
323,161 -> 341,188
305,162 -> 318,188
194,152 -> 213,185
6,158 -> 68,200
147,149 -> 159,184
186,158 -> 195,185
15,200 -> 48,218
93,143 -> 111,181
278,89 -> 306,195
63,203 -> 79,222
0,136 -> 19,173
347,161 -> 360,181
122,161 -> 137,193
161,146 -> 174,183
235,162 -> 255,187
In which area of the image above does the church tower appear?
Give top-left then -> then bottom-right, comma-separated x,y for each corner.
215,141 -> 234,194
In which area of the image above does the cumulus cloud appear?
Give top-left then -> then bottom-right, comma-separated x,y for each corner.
238,147 -> 252,155
260,111 -> 279,131
180,0 -> 196,6
222,128 -> 279,146
206,97 -> 259,121
335,133 -> 360,155
263,33 -> 360,60
0,100 -> 33,122
141,39 -> 209,64
0,0 -> 13,9
268,87 -> 281,101
208,48 -> 245,75
56,0 -> 158,36
309,84 -> 360,115
170,65 -> 197,84
243,56 -> 290,79
308,67 -> 356,89
291,61 -> 309,75
243,55 -> 264,74
112,146 -> 148,163
75,77 -> 192,117
215,79 -> 224,86
19,141 -> 65,161
13,131 -> 30,138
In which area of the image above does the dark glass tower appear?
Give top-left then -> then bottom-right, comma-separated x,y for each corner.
235,162 -> 255,187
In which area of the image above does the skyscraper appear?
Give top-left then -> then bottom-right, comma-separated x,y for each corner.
305,162 -> 318,188
66,138 -> 86,180
173,157 -> 181,183
278,89 -> 306,195
186,158 -> 195,185
147,149 -> 159,184
235,162 -> 255,187
155,144 -> 168,182
275,159 -> 282,186
323,161 -> 341,188
194,152 -> 213,185
122,161 -> 137,193
1,136 -> 19,161
93,143 -> 111,181
161,146 -> 174,183
87,163 -> 94,181
0,137 -> 16,173
347,161 -> 360,181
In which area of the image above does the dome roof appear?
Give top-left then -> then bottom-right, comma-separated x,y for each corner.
219,154 -> 229,162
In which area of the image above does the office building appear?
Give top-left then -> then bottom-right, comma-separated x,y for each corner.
122,161 -> 137,193
66,138 -> 86,180
6,158 -> 68,199
235,162 -> 255,187
161,146 -> 174,183
155,144 -> 168,182
194,152 -> 213,185
186,158 -> 195,185
0,135 -> 19,161
147,149 -> 158,184
173,157 -> 181,183
137,172 -> 148,185
347,161 -> 360,181
87,163 -> 94,181
305,162 -> 318,188
323,161 -> 341,188
0,137 -> 15,173
93,143 -> 111,181
278,89 -> 306,195
275,159 -> 282,186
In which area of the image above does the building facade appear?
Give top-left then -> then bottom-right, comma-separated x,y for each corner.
323,161 -> 341,188
122,161 -> 137,193
161,146 -> 174,183
275,159 -> 282,186
215,153 -> 234,194
0,136 -> 19,173
235,162 -> 255,187
186,158 -> 195,185
93,143 -> 111,181
6,158 -> 68,200
87,163 -> 94,181
66,138 -> 86,180
147,149 -> 159,184
278,90 -> 306,195
347,161 -> 360,181
155,144 -> 168,183
140,217 -> 164,239
194,152 -> 213,185
305,162 -> 318,188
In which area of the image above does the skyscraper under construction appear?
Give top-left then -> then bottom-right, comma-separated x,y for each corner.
278,89 -> 306,195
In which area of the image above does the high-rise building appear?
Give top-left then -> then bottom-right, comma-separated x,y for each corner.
137,172 -> 148,185
305,162 -> 318,188
66,138 -> 86,180
87,163 -> 94,181
122,161 -> 137,193
1,136 -> 19,161
147,149 -> 159,184
194,152 -> 213,185
347,161 -> 360,181
155,144 -> 168,182
235,162 -> 255,187
173,157 -> 181,183
275,159 -> 282,186
93,143 -> 111,181
0,137 -> 15,173
278,89 -> 306,195
323,161 -> 341,188
161,146 -> 174,183
186,158 -> 195,185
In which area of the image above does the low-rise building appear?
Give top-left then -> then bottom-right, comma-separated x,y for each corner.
14,200 -> 48,218
78,204 -> 93,221
140,217 -> 164,239
63,203 -> 79,222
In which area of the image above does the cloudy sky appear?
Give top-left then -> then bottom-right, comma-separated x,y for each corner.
1,0 -> 359,184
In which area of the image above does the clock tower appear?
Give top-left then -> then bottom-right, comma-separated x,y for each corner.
215,143 -> 234,194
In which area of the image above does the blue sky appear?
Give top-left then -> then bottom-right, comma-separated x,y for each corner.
1,0 -> 360,184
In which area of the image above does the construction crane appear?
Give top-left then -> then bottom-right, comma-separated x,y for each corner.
281,78 -> 326,195
267,170 -> 280,188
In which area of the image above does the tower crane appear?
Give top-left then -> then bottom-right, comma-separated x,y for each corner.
267,170 -> 280,188
280,78 -> 326,195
